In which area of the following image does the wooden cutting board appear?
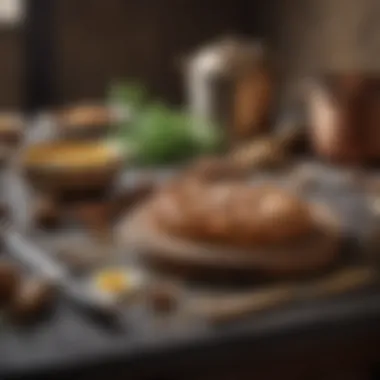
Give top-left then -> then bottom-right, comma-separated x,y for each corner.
117,202 -> 342,281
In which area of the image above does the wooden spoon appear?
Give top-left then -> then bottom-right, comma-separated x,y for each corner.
188,267 -> 376,324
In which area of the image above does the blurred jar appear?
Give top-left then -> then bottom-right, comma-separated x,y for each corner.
183,37 -> 275,148
307,73 -> 380,165
363,80 -> 380,161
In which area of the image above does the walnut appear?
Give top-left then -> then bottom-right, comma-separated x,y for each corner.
8,277 -> 56,323
33,195 -> 60,228
73,202 -> 114,242
75,201 -> 111,228
147,282 -> 180,313
0,261 -> 20,305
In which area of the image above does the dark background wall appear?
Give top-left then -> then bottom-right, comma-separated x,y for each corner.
54,0 -> 275,105
0,0 -> 379,109
0,0 -> 277,109
0,27 -> 23,108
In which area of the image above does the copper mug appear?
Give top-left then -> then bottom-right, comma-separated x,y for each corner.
307,73 -> 380,164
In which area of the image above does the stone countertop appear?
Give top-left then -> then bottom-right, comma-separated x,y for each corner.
1,153 -> 380,379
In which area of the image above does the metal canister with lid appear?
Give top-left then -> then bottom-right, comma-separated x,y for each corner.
183,37 -> 274,148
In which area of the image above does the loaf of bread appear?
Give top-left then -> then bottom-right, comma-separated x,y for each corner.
151,179 -> 313,247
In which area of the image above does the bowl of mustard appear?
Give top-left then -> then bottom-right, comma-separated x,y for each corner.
21,141 -> 124,193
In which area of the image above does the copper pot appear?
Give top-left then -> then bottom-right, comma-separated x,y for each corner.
307,73 -> 380,164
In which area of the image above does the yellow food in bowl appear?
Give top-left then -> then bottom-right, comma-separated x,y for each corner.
23,142 -> 121,170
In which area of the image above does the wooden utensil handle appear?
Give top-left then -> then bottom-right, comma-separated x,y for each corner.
189,268 -> 376,325
191,286 -> 296,324
305,267 -> 376,298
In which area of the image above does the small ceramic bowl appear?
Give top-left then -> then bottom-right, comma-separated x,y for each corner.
55,104 -> 114,140
21,141 -> 124,193
0,113 -> 24,145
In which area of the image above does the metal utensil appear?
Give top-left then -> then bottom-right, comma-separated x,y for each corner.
0,219 -> 121,322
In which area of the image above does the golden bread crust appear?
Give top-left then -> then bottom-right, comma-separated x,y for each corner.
151,180 -> 313,247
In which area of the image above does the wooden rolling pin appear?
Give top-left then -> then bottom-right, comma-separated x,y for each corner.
189,267 -> 376,324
